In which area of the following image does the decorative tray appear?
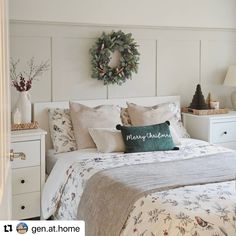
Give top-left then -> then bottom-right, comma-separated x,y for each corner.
181,107 -> 229,116
11,121 -> 39,131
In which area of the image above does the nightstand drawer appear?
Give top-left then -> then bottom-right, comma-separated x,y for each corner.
211,121 -> 236,143
11,140 -> 40,168
12,166 -> 40,195
12,192 -> 40,220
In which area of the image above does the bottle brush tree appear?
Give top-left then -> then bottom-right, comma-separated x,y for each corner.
189,84 -> 208,110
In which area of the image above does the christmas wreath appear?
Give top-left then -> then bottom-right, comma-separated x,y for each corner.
90,31 -> 140,85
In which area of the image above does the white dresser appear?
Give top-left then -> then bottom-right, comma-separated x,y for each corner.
182,111 -> 236,150
11,129 -> 46,220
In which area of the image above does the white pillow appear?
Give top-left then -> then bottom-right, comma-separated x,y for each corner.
89,128 -> 125,153
70,102 -> 121,149
169,125 -> 181,145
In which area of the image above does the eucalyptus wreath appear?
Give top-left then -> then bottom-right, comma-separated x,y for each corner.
90,31 -> 140,85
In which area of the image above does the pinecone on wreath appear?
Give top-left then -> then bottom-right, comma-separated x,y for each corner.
189,84 -> 208,110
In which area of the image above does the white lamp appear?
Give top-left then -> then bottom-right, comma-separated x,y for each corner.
224,65 -> 236,110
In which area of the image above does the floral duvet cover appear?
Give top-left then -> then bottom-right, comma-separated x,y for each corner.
42,139 -> 236,236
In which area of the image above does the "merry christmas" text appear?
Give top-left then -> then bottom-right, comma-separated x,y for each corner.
126,132 -> 171,142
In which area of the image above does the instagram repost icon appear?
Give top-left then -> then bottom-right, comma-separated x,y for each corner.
16,222 -> 28,234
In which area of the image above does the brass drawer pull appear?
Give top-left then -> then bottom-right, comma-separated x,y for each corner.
10,149 -> 26,162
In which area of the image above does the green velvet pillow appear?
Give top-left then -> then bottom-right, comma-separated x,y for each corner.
116,121 -> 176,153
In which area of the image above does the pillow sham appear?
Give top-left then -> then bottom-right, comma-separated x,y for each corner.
120,107 -> 132,126
127,102 -> 189,139
70,102 -> 121,149
116,122 -> 176,153
48,108 -> 77,153
89,128 -> 125,153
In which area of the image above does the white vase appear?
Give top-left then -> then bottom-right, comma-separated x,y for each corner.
17,91 -> 31,123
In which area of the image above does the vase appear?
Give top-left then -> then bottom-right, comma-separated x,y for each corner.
17,91 -> 31,123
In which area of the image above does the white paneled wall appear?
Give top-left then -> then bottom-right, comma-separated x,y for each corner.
157,40 -> 200,105
10,21 -> 236,110
52,38 -> 106,101
202,40 -> 236,108
108,39 -> 156,99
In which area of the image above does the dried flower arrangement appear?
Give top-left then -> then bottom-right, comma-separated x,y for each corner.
10,57 -> 50,92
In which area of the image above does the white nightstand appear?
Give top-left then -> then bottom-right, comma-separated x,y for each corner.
11,128 -> 46,220
182,111 -> 236,150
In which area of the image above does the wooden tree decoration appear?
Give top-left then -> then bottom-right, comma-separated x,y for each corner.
189,84 -> 208,110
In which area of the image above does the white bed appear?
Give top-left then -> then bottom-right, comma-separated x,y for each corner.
34,96 -> 180,153
35,96 -> 180,173
34,96 -> 236,236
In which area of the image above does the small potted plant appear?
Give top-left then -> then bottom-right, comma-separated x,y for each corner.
10,57 -> 50,123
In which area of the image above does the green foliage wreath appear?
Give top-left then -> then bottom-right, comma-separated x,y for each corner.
90,31 -> 140,85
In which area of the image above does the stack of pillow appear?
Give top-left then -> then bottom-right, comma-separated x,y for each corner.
48,101 -> 189,154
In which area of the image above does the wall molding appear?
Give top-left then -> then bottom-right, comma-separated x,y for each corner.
10,19 -> 236,33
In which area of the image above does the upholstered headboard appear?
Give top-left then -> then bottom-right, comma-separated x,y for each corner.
33,96 -> 180,153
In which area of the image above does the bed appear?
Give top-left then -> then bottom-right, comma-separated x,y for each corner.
34,96 -> 236,236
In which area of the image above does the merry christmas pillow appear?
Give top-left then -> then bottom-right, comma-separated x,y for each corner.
116,122 -> 178,153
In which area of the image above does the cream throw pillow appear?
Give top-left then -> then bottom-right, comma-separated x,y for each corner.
127,102 -> 184,144
89,128 -> 125,153
120,107 -> 132,126
70,102 -> 121,149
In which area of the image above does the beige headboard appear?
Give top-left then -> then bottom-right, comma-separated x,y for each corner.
33,96 -> 180,153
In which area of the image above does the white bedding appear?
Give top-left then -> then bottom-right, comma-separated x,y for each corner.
46,148 -> 98,174
42,138 -> 236,235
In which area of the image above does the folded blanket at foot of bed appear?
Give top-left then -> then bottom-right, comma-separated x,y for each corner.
77,152 -> 236,236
